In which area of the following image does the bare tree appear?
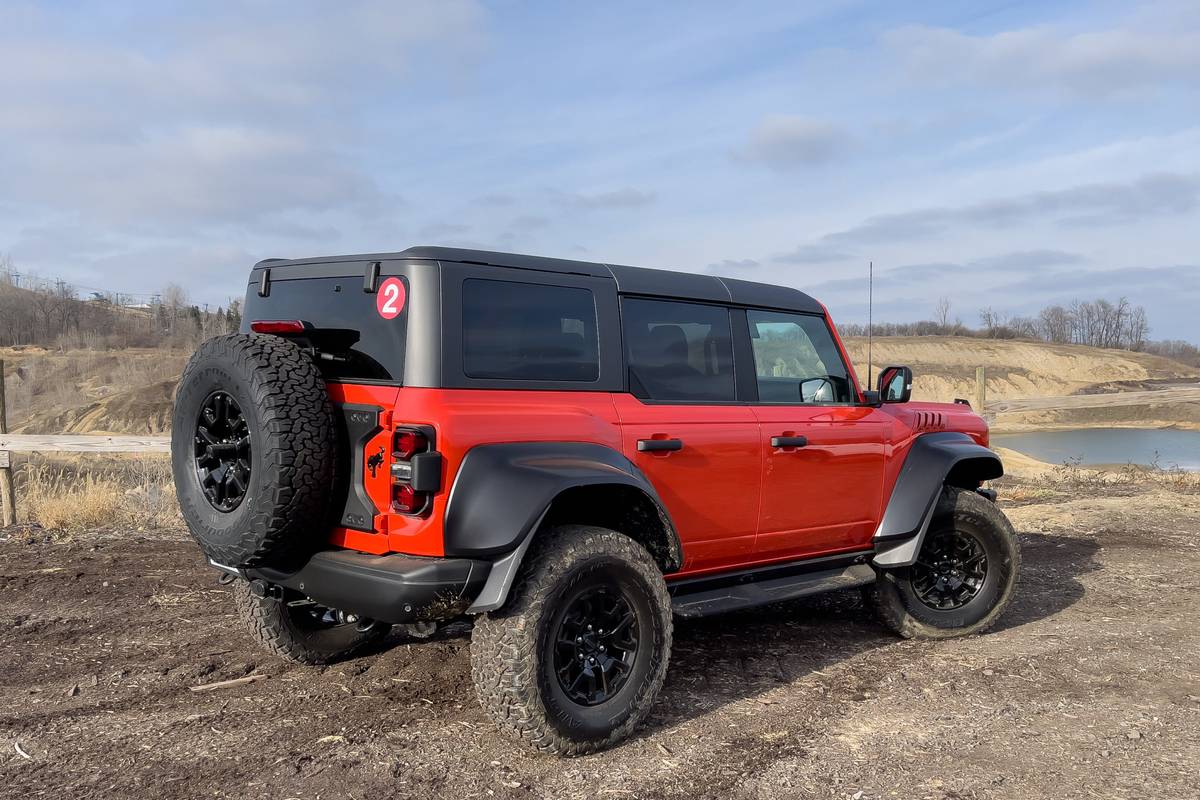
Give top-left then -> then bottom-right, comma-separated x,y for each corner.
934,297 -> 952,332
1037,305 -> 1072,343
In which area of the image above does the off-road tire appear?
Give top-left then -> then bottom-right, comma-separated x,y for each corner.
232,581 -> 388,666
172,333 -> 334,569
865,487 -> 1020,639
470,526 -> 672,756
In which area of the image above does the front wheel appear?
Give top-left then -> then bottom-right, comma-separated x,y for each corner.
865,487 -> 1020,639
470,525 -> 673,755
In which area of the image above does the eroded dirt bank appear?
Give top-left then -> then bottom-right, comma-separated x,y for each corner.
1,486 -> 1198,799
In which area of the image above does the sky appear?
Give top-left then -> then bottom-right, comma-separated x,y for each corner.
1,0 -> 1198,340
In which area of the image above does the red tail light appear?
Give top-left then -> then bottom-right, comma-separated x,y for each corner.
251,320 -> 307,334
393,430 -> 428,460
389,427 -> 439,515
391,484 -> 419,514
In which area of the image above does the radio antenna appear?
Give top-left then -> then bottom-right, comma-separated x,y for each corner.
867,260 -> 873,390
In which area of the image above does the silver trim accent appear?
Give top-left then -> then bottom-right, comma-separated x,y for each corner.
207,558 -> 244,577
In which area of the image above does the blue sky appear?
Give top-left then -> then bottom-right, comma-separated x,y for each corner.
2,0 -> 1198,339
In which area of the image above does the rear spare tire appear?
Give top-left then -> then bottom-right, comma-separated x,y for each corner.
172,333 -> 334,569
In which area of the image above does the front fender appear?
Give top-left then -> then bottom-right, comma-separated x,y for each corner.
873,432 -> 1002,568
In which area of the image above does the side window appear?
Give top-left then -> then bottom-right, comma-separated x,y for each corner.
622,298 -> 735,402
462,279 -> 599,381
747,310 -> 853,403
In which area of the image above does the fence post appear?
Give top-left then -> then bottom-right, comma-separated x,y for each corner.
974,366 -> 986,413
0,359 -> 15,527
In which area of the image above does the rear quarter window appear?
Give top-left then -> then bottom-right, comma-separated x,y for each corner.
461,279 -> 600,382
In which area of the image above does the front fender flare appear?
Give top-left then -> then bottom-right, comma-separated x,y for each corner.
873,432 -> 1003,568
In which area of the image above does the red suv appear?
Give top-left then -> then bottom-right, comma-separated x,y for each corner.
172,247 -> 1019,755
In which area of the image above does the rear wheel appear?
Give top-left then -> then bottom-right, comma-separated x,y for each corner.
232,581 -> 388,665
865,487 -> 1020,639
470,526 -> 672,755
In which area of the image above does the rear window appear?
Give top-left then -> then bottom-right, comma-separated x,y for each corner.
462,279 -> 600,382
242,276 -> 407,381
622,298 -> 735,402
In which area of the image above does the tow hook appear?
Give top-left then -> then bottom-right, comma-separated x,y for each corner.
976,487 -> 998,503
248,578 -> 284,600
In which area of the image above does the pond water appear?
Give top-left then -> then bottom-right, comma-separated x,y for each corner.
992,427 -> 1200,471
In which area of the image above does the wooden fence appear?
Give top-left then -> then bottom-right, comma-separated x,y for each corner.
0,358 -> 172,524
0,434 -> 170,527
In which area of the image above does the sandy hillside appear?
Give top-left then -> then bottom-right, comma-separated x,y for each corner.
842,336 -> 1199,404
2,338 -> 1197,435
1,348 -> 188,434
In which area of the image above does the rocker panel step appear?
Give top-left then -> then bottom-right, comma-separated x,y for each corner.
670,563 -> 877,618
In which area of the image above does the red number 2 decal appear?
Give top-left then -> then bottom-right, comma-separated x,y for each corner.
376,278 -> 405,320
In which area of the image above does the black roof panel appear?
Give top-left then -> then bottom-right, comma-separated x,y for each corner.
254,246 -> 822,314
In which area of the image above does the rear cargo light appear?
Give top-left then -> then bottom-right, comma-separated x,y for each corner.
389,426 -> 441,516
250,320 -> 307,334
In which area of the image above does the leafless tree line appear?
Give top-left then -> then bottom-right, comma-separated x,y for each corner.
841,294 -> 1154,354
0,256 -> 241,350
980,297 -> 1149,351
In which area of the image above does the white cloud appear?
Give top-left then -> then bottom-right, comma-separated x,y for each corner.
566,188 -> 657,210
886,24 -> 1200,96
820,172 -> 1200,246
0,1 -> 487,228
736,115 -> 852,169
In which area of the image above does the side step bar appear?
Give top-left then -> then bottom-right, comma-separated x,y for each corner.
670,563 -> 877,619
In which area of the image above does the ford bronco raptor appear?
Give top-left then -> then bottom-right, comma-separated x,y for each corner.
172,247 -> 1018,755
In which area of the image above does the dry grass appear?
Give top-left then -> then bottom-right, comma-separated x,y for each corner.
13,454 -> 181,532
999,455 -> 1200,500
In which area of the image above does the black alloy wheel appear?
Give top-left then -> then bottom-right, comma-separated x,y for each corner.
910,528 -> 988,610
553,585 -> 640,706
194,391 -> 252,512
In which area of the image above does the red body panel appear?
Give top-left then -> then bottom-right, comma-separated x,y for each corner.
611,394 -> 760,572
326,314 -> 992,578
750,404 -> 886,559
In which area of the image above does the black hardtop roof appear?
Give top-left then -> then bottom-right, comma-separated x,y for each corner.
254,246 -> 823,315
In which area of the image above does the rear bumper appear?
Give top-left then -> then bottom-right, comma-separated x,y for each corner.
245,550 -> 492,624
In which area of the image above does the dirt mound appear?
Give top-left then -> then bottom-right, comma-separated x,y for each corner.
842,336 -> 1199,403
14,377 -> 178,435
997,401 -> 1200,432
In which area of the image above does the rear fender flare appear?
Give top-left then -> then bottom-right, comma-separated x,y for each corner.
442,442 -> 681,612
873,432 -> 1003,568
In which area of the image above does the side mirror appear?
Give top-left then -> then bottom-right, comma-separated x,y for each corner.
877,365 -> 913,403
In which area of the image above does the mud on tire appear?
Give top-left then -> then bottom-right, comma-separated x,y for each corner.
470,525 -> 673,756
865,487 -> 1020,639
172,333 -> 334,569
231,582 -> 388,666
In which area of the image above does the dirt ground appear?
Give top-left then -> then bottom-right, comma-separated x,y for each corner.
2,484 -> 1198,800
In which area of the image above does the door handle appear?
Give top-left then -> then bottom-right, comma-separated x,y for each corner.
637,438 -> 683,452
770,435 -> 808,448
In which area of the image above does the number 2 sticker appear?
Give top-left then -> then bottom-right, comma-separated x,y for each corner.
376,278 -> 406,320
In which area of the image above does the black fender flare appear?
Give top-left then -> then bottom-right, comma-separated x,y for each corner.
873,431 -> 1003,568
442,442 -> 681,613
